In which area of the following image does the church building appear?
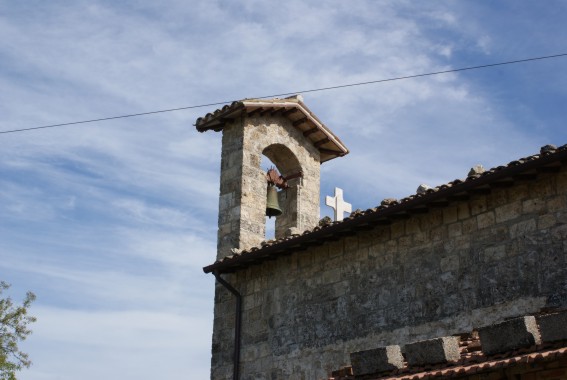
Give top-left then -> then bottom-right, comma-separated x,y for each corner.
196,96 -> 567,380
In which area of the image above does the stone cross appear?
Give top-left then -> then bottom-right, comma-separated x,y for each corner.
325,187 -> 352,222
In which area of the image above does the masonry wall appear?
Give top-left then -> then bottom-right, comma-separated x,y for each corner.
216,114 -> 321,260
210,167 -> 567,380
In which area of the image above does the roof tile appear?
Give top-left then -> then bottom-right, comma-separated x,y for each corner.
195,96 -> 349,163
204,143 -> 567,274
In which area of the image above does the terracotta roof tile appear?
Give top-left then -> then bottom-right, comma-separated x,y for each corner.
331,345 -> 567,380
328,323 -> 567,380
195,96 -> 349,163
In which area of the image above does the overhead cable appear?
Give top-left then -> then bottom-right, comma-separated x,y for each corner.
2,52 -> 566,135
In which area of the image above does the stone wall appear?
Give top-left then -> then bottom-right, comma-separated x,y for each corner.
216,114 -> 320,260
210,167 -> 567,380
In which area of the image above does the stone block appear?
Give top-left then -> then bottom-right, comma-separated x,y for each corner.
457,203 -> 471,220
404,336 -> 460,366
478,316 -> 541,355
482,245 -> 506,263
447,222 -> 462,238
350,345 -> 404,376
477,211 -> 495,228
440,255 -> 459,272
443,207 -> 458,224
537,214 -> 556,229
537,311 -> 567,342
495,202 -> 521,223
509,219 -> 536,239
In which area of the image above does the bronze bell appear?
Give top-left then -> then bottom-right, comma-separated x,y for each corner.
266,185 -> 283,218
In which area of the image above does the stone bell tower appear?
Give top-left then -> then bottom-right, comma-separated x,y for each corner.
196,95 -> 348,260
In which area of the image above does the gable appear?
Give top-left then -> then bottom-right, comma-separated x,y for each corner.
195,96 -> 349,163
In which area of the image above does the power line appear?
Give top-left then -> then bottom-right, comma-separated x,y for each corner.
2,52 -> 567,135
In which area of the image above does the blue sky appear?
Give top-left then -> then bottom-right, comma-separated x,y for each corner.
1,1 -> 567,379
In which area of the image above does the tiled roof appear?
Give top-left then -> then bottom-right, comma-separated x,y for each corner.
203,143 -> 567,274
330,344 -> 567,380
194,95 -> 349,163
328,311 -> 567,380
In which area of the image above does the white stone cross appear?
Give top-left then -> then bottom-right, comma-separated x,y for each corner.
325,187 -> 352,222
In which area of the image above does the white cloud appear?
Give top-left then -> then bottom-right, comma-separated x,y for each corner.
20,306 -> 213,380
32,306 -> 211,348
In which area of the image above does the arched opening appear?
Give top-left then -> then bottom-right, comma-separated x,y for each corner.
261,154 -> 277,240
262,144 -> 302,177
261,144 -> 303,240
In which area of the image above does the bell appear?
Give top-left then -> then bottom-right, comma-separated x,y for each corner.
266,185 -> 283,218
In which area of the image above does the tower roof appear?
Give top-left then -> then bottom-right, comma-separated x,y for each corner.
195,95 -> 349,163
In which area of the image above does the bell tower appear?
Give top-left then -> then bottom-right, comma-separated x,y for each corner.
196,95 -> 348,260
